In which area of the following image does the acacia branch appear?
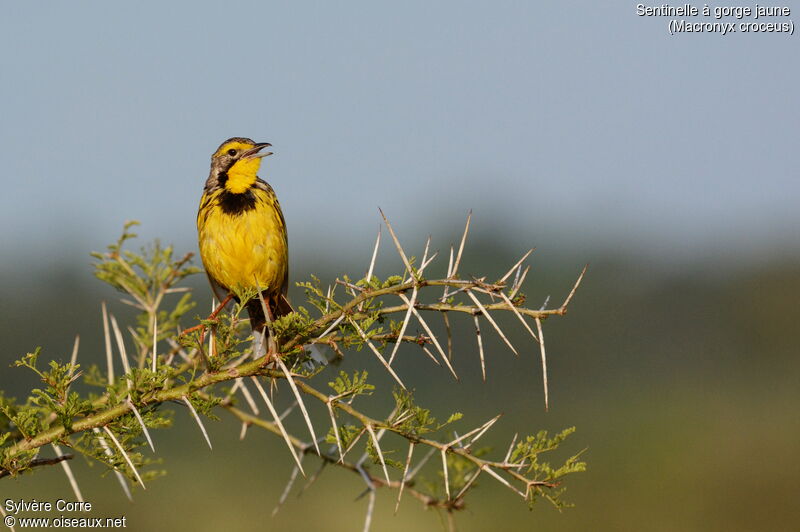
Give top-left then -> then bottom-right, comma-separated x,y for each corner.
1,215 -> 586,522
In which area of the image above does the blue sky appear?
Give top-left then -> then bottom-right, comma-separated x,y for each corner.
1,2 -> 797,271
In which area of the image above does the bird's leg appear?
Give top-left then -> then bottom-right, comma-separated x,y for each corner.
210,294 -> 235,320
180,293 -> 234,340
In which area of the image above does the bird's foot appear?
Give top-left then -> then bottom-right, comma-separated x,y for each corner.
179,293 -> 234,339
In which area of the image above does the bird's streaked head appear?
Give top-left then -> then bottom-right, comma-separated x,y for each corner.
209,137 -> 272,194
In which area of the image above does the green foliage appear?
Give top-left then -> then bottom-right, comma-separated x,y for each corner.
296,275 -> 336,315
2,403 -> 41,442
272,306 -> 325,369
511,427 -> 577,463
180,309 -> 250,373
272,306 -> 314,345
6,350 -> 89,436
91,220 -> 200,302
328,370 -> 374,398
0,342 -> 174,483
365,433 -> 403,469
0,392 -> 17,435
325,423 -> 363,451
389,387 -> 461,437
510,428 -> 587,509
92,220 -> 199,367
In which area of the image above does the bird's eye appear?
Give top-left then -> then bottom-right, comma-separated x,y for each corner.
227,149 -> 237,156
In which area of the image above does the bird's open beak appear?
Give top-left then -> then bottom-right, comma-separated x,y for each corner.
242,142 -> 273,159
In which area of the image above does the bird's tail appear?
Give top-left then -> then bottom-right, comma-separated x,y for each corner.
245,293 -> 293,333
247,293 -> 328,367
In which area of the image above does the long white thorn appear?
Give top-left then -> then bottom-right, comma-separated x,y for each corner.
511,264 -> 523,293
499,291 -> 539,342
397,293 -> 458,380
446,246 -> 455,278
52,443 -> 83,502
92,428 -> 131,500
360,226 -> 383,312
327,400 -> 344,462
539,295 -> 551,311
378,208 -> 417,281
182,396 -> 213,450
466,415 -> 502,448
420,345 -> 440,366
395,441 -> 415,514
467,290 -> 518,356
275,357 -> 320,455
483,465 -> 526,498
366,424 -> 391,486
561,264 -> 588,309
503,433 -> 519,464
250,377 -> 305,475
325,285 -> 332,313
388,285 -> 418,365
455,467 -> 482,501
348,317 -> 406,389
441,448 -> 451,500
447,414 -> 502,448
498,248 -> 534,284
341,428 -> 367,462
101,302 -> 114,385
535,318 -> 549,411
509,265 -> 530,299
103,426 -> 145,489
109,313 -> 132,375
316,314 -> 345,342
473,315 -> 486,382
126,399 -> 155,452
164,287 -> 192,294
365,225 -> 381,283
69,335 -> 80,371
419,251 -> 438,275
420,235 -> 431,272
451,210 -> 472,278
439,245 -> 456,304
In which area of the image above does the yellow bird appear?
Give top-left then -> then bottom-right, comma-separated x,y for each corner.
197,137 -> 291,347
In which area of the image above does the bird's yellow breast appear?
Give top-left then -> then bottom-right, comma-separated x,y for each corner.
197,187 -> 288,296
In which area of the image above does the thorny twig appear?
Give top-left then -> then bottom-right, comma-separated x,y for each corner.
1,213 -> 586,528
